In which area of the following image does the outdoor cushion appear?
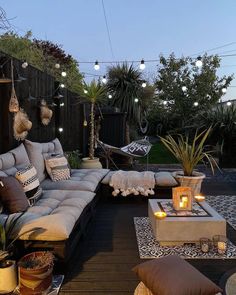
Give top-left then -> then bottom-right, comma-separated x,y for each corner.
132,255 -> 222,295
0,144 -> 30,176
155,171 -> 178,187
41,168 -> 109,192
0,189 -> 96,241
0,176 -> 29,213
45,155 -> 70,181
24,138 -> 63,182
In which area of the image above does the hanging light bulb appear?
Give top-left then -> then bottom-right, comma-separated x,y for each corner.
22,61 -> 28,69
222,87 -> 227,94
193,102 -> 199,107
182,86 -> 187,92
94,61 -> 100,70
134,98 -> 139,103
163,101 -> 167,105
83,120 -> 88,127
142,82 -> 147,88
55,63 -> 60,69
58,127 -> 63,132
60,102 -> 65,107
195,56 -> 203,68
226,101 -> 232,106
60,83 -> 65,88
84,89 -> 88,94
61,71 -> 67,77
102,75 -> 107,84
139,59 -> 145,70
108,94 -> 112,99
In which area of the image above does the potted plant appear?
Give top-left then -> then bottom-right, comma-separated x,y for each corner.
0,214 -> 42,294
79,80 -> 106,169
160,127 -> 218,195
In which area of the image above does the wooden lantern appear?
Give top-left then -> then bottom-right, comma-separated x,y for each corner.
172,187 -> 193,211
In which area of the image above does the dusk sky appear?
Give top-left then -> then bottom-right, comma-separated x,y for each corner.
1,0 -> 236,101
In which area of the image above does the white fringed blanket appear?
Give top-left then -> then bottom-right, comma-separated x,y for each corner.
109,170 -> 155,196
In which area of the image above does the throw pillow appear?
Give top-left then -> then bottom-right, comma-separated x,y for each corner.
0,176 -> 29,213
132,255 -> 222,295
15,165 -> 42,206
45,155 -> 70,182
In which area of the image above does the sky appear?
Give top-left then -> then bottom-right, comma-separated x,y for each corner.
1,0 -> 236,101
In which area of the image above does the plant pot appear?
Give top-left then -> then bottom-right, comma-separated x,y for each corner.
172,171 -> 205,196
80,157 -> 102,169
18,251 -> 54,295
0,260 -> 17,294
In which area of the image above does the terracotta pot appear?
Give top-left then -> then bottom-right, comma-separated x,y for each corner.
18,251 -> 53,295
172,171 -> 205,196
0,260 -> 17,294
80,157 -> 102,169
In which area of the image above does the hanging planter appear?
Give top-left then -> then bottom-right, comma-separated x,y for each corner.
13,108 -> 32,141
40,99 -> 53,126
9,59 -> 19,113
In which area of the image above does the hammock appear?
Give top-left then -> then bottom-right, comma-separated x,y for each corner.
97,137 -> 152,169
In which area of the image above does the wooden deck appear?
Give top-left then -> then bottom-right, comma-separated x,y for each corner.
59,180 -> 236,295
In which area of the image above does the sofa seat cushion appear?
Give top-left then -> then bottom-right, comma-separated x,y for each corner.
1,189 -> 95,241
155,172 -> 178,187
41,168 -> 109,192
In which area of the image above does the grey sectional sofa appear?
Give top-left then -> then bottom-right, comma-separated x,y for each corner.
0,139 -> 109,263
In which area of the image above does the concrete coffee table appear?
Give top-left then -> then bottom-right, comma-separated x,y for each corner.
148,199 -> 226,246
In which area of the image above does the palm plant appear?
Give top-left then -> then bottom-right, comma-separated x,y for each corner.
79,80 -> 106,159
160,127 -> 218,176
107,63 -> 144,143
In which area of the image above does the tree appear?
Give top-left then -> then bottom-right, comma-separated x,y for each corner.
107,63 -> 152,143
154,53 -> 233,130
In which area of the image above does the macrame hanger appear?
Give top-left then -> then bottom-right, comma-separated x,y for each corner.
9,59 -> 19,113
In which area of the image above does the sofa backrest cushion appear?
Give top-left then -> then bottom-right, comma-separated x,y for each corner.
24,138 -> 64,182
0,144 -> 30,176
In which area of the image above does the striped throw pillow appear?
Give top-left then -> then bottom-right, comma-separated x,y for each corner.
45,155 -> 70,182
15,165 -> 42,206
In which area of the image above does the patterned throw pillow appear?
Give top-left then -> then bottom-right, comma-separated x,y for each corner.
45,155 -> 70,182
15,165 -> 42,206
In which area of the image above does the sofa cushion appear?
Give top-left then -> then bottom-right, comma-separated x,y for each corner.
155,171 -> 178,187
45,155 -> 70,181
41,168 -> 109,192
0,176 -> 29,213
15,165 -> 42,206
0,144 -> 30,176
24,138 -> 63,182
132,255 -> 222,295
2,189 -> 96,241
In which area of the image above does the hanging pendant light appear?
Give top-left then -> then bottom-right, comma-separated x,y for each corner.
9,59 -> 20,113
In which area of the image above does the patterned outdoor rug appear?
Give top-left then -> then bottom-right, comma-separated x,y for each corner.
134,217 -> 236,259
206,195 -> 236,230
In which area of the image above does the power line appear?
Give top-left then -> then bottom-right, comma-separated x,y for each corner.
190,42 -> 236,57
101,0 -> 115,60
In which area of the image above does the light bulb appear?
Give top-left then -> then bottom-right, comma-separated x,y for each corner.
193,102 -> 199,107
55,63 -> 60,69
142,82 -> 147,88
163,101 -> 167,105
83,120 -> 88,127
60,83 -> 65,88
84,89 -> 88,94
182,86 -> 187,92
58,127 -> 63,132
222,88 -> 227,94
60,102 -> 65,107
134,98 -> 139,103
195,56 -> 203,68
61,71 -> 67,77
108,94 -> 112,99
94,61 -> 100,70
22,61 -> 28,69
226,101 -> 232,106
139,59 -> 145,70
102,75 -> 107,84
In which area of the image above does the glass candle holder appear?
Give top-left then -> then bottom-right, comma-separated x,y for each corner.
213,235 -> 227,254
200,238 -> 211,253
194,195 -> 205,202
154,211 -> 167,220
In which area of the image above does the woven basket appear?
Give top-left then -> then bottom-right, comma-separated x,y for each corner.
40,100 -> 53,126
134,282 -> 154,295
172,171 -> 205,196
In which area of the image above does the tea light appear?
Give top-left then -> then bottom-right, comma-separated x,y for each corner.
154,211 -> 167,220
195,195 -> 205,202
217,241 -> 227,254
200,238 -> 211,253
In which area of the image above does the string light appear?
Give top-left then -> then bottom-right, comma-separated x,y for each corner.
60,102 -> 65,107
60,83 -> 65,88
222,87 -> 227,94
139,59 -> 145,70
102,75 -> 107,84
94,61 -> 100,70
163,101 -> 167,105
84,89 -> 88,94
134,98 -> 139,103
108,94 -> 112,99
141,82 -> 147,88
61,71 -> 67,77
58,127 -> 63,132
195,56 -> 203,68
182,86 -> 187,92
226,101 -> 232,106
55,63 -> 60,69
193,102 -> 199,106
22,61 -> 28,69
83,120 -> 88,126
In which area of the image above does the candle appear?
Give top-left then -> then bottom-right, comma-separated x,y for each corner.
154,211 -> 167,220
217,241 -> 227,254
201,243 -> 209,253
195,195 -> 205,202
